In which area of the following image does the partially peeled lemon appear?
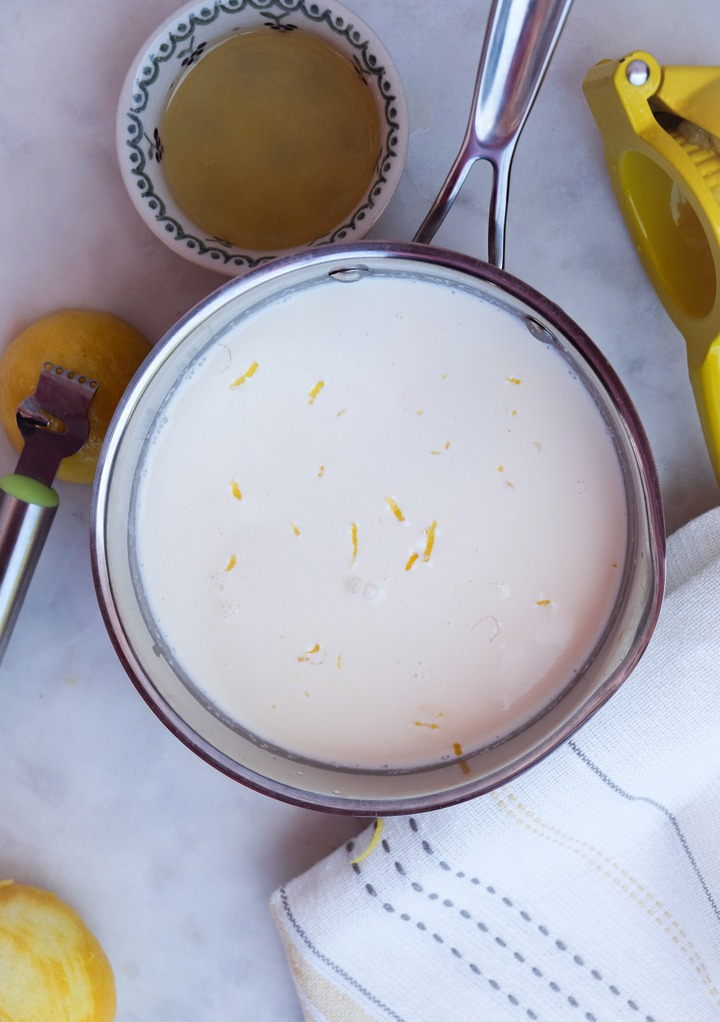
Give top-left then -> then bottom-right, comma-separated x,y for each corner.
0,309 -> 152,484
0,880 -> 116,1021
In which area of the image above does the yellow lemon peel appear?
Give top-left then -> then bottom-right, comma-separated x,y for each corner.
423,520 -> 437,562
0,309 -> 151,484
0,880 -> 116,1021
350,819 -> 384,864
230,361 -> 259,388
386,497 -> 405,522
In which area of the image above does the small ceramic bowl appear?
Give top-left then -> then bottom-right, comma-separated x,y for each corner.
116,0 -> 408,275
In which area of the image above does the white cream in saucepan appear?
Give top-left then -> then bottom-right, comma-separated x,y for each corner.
135,273 -> 628,770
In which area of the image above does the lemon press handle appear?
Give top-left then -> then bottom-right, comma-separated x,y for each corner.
0,474 -> 59,662
583,52 -> 720,483
415,0 -> 574,267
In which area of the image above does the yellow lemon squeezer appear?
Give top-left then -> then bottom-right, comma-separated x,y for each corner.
583,51 -> 720,482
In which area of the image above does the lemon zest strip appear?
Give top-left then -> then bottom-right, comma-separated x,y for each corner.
423,520 -> 437,562
230,361 -> 259,388
453,742 -> 472,775
350,819 -> 384,864
386,497 -> 405,522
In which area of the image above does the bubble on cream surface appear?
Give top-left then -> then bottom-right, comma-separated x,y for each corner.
134,273 -> 628,770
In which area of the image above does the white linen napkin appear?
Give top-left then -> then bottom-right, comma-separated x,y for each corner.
271,507 -> 720,1022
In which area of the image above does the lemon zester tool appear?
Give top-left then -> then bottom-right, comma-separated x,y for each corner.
0,362 -> 97,661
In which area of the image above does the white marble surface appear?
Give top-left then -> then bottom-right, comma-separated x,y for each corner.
1,1 -> 719,1019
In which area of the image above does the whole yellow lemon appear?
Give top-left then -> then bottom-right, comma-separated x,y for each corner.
0,880 -> 116,1021
0,309 -> 152,484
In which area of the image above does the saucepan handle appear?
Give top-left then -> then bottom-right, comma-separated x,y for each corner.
414,0 -> 574,268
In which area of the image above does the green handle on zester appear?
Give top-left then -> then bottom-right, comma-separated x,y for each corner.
0,473 -> 59,664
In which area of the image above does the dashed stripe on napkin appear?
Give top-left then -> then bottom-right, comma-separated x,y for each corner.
487,788 -> 720,1010
361,879 -> 542,1019
349,822 -> 655,1022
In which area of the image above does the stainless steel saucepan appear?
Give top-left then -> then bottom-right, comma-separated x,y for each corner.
91,0 -> 665,814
